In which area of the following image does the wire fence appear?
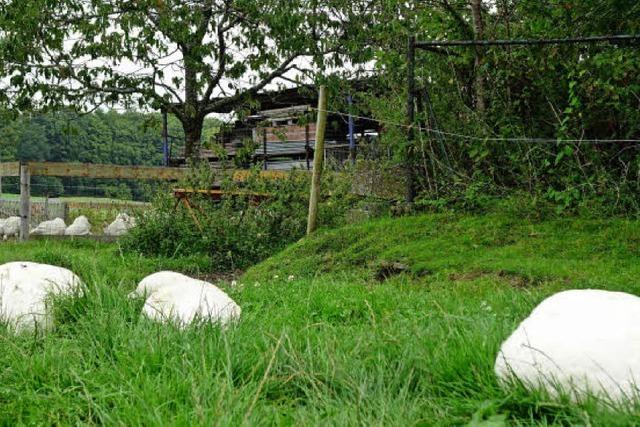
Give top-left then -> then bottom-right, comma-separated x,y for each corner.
310,107 -> 640,145
0,178 -> 164,202
0,199 -> 68,225
0,194 -> 149,226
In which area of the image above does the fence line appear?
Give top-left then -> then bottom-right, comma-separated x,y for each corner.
0,198 -> 68,224
309,107 -> 640,145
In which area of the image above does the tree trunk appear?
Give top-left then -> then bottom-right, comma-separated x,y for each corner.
471,0 -> 486,114
182,114 -> 205,161
182,52 -> 205,162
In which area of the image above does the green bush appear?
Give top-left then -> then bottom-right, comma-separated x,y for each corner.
122,167 -> 359,271
31,176 -> 64,197
104,184 -> 133,201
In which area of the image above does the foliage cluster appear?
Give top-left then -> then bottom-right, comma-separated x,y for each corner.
122,167 -> 359,271
0,0 -> 374,158
346,0 -> 640,215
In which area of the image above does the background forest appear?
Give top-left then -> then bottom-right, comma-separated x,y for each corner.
0,111 -> 219,199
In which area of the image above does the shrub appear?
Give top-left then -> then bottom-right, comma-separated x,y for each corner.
122,167 -> 359,271
31,176 -> 64,197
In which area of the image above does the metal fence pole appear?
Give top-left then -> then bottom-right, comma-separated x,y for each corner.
348,94 -> 356,164
405,36 -> 416,203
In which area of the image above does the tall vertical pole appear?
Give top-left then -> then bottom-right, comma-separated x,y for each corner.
44,195 -> 50,220
19,162 -> 30,241
348,94 -> 355,163
162,109 -> 169,166
307,85 -> 328,235
405,36 -> 416,203
305,124 -> 311,170
262,128 -> 268,170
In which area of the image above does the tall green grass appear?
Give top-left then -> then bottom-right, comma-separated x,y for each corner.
2,213 -> 640,424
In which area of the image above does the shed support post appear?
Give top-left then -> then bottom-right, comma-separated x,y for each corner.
305,124 -> 311,170
19,162 -> 31,241
263,128 -> 268,170
162,109 -> 169,166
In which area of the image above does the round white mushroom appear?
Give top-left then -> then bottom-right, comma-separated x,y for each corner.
495,289 -> 640,403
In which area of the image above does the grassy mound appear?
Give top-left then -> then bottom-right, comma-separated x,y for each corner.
1,213 -> 640,424
246,212 -> 640,293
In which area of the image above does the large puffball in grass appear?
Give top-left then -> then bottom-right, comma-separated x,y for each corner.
495,289 -> 640,402
1,216 -> 21,238
104,213 -> 135,236
0,262 -> 83,331
65,215 -> 92,236
30,218 -> 66,236
131,271 -> 241,327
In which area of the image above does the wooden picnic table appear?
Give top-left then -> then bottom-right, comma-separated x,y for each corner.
172,188 -> 270,230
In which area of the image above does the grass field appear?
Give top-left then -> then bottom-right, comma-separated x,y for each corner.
2,213 -> 640,424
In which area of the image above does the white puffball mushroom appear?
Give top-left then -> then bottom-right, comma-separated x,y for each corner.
0,262 -> 83,332
131,271 -> 241,327
495,289 -> 640,403
1,216 -> 21,238
65,215 -> 92,236
104,213 -> 136,236
30,218 -> 66,236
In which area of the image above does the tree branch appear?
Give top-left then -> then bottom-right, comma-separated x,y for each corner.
203,54 -> 299,114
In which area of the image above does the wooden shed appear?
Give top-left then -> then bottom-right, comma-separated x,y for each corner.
171,85 -> 379,170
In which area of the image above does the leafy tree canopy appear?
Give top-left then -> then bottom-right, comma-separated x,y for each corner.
0,0 -> 376,158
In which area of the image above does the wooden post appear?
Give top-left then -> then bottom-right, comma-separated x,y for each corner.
19,162 -> 31,241
306,85 -> 328,235
44,195 -> 50,220
0,176 -> 2,196
262,128 -> 268,170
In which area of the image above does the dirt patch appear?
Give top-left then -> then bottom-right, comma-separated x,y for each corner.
449,269 -> 543,288
495,270 -> 541,288
448,271 -> 485,282
374,261 -> 411,282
